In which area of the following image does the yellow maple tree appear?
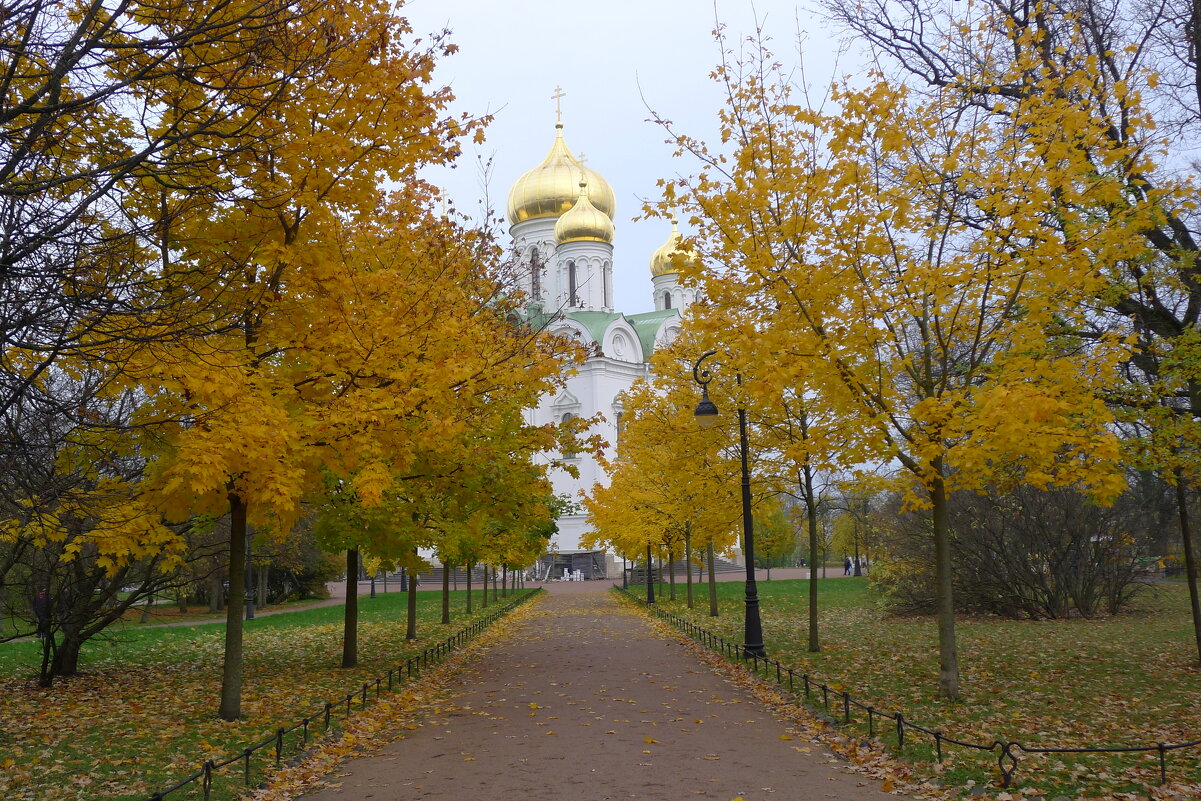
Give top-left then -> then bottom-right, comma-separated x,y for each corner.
653,33 -> 1139,697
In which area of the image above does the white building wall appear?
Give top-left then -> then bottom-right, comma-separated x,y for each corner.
539,355 -> 649,552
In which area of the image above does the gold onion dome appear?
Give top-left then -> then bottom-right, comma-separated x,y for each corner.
507,122 -> 616,223
554,180 -> 615,244
650,219 -> 699,277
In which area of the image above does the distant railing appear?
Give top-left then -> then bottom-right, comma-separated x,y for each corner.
144,588 -> 541,801
615,586 -> 1200,791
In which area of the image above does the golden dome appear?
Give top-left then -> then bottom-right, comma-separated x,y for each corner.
506,122 -> 616,224
554,181 -> 615,244
650,220 -> 699,277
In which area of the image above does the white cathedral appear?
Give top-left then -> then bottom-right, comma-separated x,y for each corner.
506,118 -> 698,568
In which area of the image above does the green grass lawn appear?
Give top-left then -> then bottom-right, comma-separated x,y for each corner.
639,576 -> 1201,799
0,588 -> 533,801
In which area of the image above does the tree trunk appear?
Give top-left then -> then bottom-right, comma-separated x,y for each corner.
466,562 -> 474,614
209,572 -> 223,613
1174,468 -> 1201,665
51,632 -> 82,678
441,559 -> 451,624
930,470 -> 960,700
806,483 -> 820,653
646,545 -> 655,604
685,525 -> 694,610
406,563 -> 418,640
706,542 -> 718,617
492,565 -> 498,601
140,595 -> 152,624
219,493 -> 248,721
502,565 -> 508,597
668,549 -> 676,601
342,549 -> 358,668
481,565 -> 489,609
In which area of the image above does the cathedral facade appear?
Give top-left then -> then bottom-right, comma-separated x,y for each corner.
506,120 -> 697,560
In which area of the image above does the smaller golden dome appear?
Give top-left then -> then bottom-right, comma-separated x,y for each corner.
555,180 -> 615,244
650,220 -> 698,276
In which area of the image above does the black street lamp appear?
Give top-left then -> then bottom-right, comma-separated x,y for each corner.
693,350 -> 766,658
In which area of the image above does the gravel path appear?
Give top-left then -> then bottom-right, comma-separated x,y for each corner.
297,581 -> 901,801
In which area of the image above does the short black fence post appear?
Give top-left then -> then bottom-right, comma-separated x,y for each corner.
867,707 -> 875,738
843,692 -> 850,724
202,760 -> 213,801
324,702 -> 332,731
275,727 -> 284,766
896,713 -> 905,750
243,748 -> 253,785
1158,743 -> 1167,785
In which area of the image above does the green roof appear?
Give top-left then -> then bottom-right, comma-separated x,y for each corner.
560,310 -> 625,344
625,309 -> 680,355
520,305 -> 680,360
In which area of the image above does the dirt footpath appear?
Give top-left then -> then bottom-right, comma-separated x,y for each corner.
298,582 -> 902,801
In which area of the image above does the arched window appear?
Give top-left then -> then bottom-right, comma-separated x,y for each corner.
615,412 -> 624,449
561,412 -> 578,457
663,291 -> 672,310
530,248 -> 542,300
568,261 -> 578,306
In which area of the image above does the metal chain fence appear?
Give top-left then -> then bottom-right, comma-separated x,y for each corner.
144,588 -> 541,801
616,586 -> 1200,791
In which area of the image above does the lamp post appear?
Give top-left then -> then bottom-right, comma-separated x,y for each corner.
693,350 -> 766,658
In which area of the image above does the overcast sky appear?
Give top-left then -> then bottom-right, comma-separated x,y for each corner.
400,0 -> 853,315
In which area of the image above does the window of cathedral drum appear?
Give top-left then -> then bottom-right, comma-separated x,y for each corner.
663,291 -> 672,309
530,248 -> 541,299
568,261 -> 578,306
561,412 -> 578,457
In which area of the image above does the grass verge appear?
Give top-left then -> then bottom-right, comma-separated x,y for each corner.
0,588 -> 533,801
638,576 -> 1201,799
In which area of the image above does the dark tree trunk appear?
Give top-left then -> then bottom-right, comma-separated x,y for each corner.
931,468 -> 961,700
441,559 -> 451,624
258,564 -> 268,609
466,562 -> 473,614
209,571 -> 223,613
1175,468 -> 1201,665
406,563 -> 418,640
481,566 -> 489,609
805,470 -> 820,653
342,549 -> 358,668
706,542 -> 718,617
51,632 -> 82,678
219,493 -> 248,721
685,524 -> 694,610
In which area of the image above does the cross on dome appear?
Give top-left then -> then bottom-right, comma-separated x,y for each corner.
551,85 -> 566,122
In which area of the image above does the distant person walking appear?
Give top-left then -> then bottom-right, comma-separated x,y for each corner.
33,589 -> 50,639
843,556 -> 852,576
